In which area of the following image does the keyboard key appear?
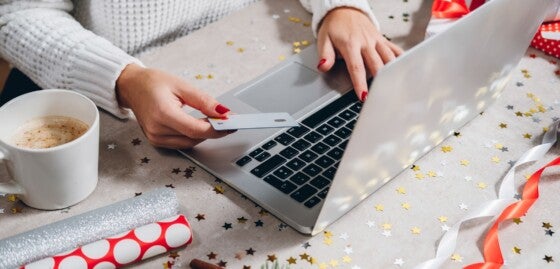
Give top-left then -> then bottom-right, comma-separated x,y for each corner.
292,139 -> 311,151
290,184 -> 318,202
322,167 -> 337,180
300,150 -> 318,163
264,175 -> 297,194
286,158 -> 306,171
289,172 -> 310,185
311,142 -> 329,154
279,147 -> 299,159
339,110 -> 356,120
255,151 -> 271,162
304,131 -> 323,143
287,126 -> 310,137
335,127 -> 352,139
302,91 -> 358,128
303,163 -> 322,177
274,133 -> 295,146
339,140 -> 349,149
318,187 -> 330,199
310,175 -> 330,189
317,124 -> 335,136
273,166 -> 294,179
304,196 -> 321,208
249,148 -> 264,158
235,156 -> 252,167
251,155 -> 286,178
327,116 -> 346,128
324,135 -> 341,146
327,148 -> 344,161
349,102 -> 362,113
262,140 -> 277,150
345,119 -> 357,130
315,155 -> 335,168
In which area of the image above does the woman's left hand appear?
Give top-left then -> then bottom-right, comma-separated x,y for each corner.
316,7 -> 403,102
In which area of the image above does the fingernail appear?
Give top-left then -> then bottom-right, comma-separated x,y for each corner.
215,104 -> 230,114
317,58 -> 326,69
360,91 -> 368,102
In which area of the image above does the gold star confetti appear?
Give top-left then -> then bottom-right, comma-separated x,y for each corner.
438,216 -> 448,223
226,41 -> 234,46
278,55 -> 286,61
213,185 -> 225,194
382,223 -> 392,230
477,182 -> 487,189
303,22 -> 311,27
427,171 -> 437,177
411,164 -> 420,171
293,47 -> 301,54
523,133 -> 532,139
323,237 -> 333,245
441,145 -> 453,153
415,173 -> 425,180
309,257 -> 318,265
515,111 -> 523,117
499,123 -> 507,128
451,254 -> 463,262
460,160 -> 470,166
287,257 -> 297,264
543,222 -> 553,229
411,227 -> 421,234
293,41 -> 301,47
491,156 -> 500,163
401,202 -> 411,210
300,253 -> 310,261
543,127 -> 550,133
7,194 -> 17,202
512,218 -> 523,224
237,47 -> 245,53
195,74 -> 203,80
267,255 -> 277,262
396,186 -> 406,194
288,16 -> 301,23
375,204 -> 384,211
207,74 -> 214,79
323,230 -> 333,238
495,143 -> 504,149
342,256 -> 352,263
301,40 -> 310,46
523,111 -> 533,117
513,246 -> 522,254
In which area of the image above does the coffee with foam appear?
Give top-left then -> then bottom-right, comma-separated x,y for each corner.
11,116 -> 89,149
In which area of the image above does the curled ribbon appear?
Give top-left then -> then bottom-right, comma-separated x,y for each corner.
413,120 -> 560,269
465,157 -> 560,269
432,0 -> 486,19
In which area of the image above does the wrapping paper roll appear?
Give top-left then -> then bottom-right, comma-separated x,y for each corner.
22,215 -> 192,269
0,188 -> 179,269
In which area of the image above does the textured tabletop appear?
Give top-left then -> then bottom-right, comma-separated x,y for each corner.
1,0 -> 560,268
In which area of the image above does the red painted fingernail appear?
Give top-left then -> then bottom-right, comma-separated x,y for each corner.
317,58 -> 326,69
360,91 -> 368,102
215,104 -> 230,114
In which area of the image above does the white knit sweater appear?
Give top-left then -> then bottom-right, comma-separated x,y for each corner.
0,0 -> 378,118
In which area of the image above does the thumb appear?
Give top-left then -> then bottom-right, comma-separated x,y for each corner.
316,33 -> 336,72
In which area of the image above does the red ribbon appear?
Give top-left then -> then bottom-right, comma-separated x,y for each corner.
432,0 -> 486,19
464,157 -> 560,269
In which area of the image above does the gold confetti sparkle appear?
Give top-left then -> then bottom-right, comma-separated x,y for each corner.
411,227 -> 421,234
460,160 -> 470,166
396,187 -> 406,194
477,182 -> 487,189
513,246 -> 522,254
438,216 -> 448,223
375,204 -> 384,211
226,41 -> 234,46
401,202 -> 411,210
441,145 -> 453,153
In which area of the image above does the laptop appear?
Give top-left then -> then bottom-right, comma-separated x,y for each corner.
182,0 -> 559,235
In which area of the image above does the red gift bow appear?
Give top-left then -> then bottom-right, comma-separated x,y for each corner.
465,157 -> 560,269
432,0 -> 486,19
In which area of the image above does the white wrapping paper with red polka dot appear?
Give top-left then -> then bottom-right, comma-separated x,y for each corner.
21,215 -> 192,269
531,22 -> 560,58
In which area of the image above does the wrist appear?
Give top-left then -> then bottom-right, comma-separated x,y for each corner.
116,63 -> 144,108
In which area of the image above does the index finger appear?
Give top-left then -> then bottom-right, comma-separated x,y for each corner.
165,106 -> 232,140
338,44 -> 369,102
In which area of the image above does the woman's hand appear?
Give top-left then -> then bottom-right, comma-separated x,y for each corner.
116,64 -> 233,149
316,7 -> 403,102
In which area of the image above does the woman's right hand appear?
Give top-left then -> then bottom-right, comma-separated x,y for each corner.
116,64 -> 234,149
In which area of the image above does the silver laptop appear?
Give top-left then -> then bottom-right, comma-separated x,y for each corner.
183,0 -> 558,235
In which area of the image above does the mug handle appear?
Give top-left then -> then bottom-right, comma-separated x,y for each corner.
0,150 -> 25,194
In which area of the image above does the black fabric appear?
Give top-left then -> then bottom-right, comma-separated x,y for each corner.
0,68 -> 41,107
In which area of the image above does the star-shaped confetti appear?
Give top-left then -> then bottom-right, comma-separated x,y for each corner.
254,220 -> 264,227
287,257 -> 297,264
401,202 -> 411,210
499,123 -> 508,128
523,133 -> 532,139
245,248 -> 256,255
382,223 -> 392,230
411,227 -> 421,234
222,223 -> 233,230
140,157 -> 150,164
513,218 -> 523,224
513,246 -> 521,254
107,143 -> 117,149
460,160 -> 470,166
237,217 -> 248,224
438,216 -> 448,223
374,204 -> 384,211
544,255 -> 554,263
451,254 -> 463,262
394,258 -> 405,266
396,187 -> 406,194
477,182 -> 488,189
131,138 -> 141,146
207,252 -> 217,260
213,185 -> 225,194
195,214 -> 205,221
441,145 -> 453,153
545,229 -> 555,236
171,168 -> 181,174
543,222 -> 553,229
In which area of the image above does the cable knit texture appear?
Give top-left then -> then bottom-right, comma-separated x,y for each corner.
0,0 -> 376,118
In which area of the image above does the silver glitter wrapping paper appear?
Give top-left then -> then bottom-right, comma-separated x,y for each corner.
0,187 -> 179,269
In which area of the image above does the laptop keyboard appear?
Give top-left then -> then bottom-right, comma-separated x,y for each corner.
235,91 -> 361,208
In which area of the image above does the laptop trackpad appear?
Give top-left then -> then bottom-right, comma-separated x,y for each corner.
235,62 -> 333,115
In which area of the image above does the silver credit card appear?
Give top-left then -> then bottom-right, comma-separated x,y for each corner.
208,113 -> 299,130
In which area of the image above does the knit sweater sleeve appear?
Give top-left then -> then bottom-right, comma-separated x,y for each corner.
298,0 -> 380,36
0,0 -> 142,119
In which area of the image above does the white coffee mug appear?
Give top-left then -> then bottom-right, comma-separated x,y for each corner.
0,89 -> 99,210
